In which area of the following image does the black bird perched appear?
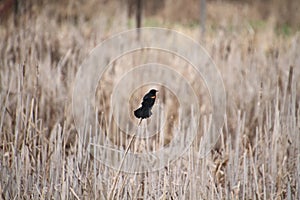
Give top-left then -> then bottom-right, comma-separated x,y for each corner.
134,89 -> 158,122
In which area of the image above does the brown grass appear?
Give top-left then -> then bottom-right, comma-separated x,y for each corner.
0,1 -> 299,199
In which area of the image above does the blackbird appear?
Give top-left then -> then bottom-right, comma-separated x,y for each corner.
134,89 -> 158,120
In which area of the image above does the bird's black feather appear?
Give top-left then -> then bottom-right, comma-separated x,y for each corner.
134,89 -> 157,119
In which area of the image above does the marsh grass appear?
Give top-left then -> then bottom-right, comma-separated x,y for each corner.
0,1 -> 300,199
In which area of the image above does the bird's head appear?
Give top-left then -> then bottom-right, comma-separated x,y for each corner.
149,89 -> 158,95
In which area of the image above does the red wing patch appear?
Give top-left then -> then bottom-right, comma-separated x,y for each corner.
151,96 -> 156,99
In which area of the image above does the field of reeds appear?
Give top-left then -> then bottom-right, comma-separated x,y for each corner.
0,0 -> 299,199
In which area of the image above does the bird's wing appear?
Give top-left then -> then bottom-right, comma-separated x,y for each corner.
143,93 -> 151,101
141,101 -> 147,107
143,93 -> 156,101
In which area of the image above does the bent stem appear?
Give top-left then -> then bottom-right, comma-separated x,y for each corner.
138,118 -> 143,126
108,120 -> 142,199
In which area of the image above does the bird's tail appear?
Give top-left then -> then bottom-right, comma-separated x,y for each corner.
134,107 -> 142,118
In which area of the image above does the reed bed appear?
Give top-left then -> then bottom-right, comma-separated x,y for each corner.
0,1 -> 299,199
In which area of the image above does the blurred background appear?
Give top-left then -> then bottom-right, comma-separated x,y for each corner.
1,0 -> 300,36
0,0 -> 299,199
